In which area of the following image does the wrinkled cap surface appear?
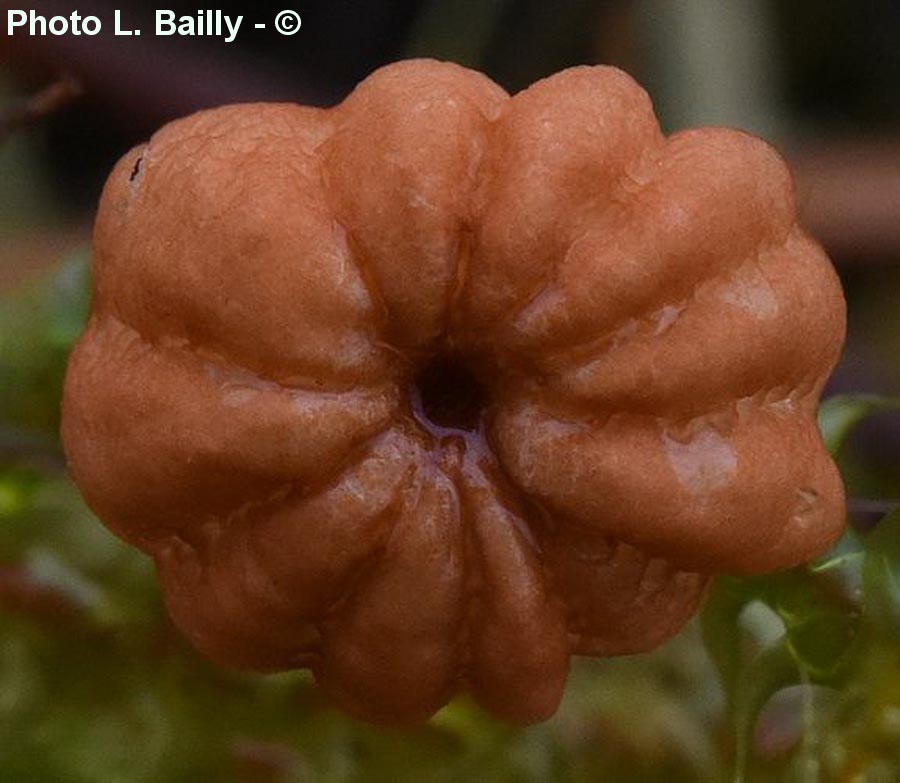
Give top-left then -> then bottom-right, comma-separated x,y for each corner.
61,59 -> 847,724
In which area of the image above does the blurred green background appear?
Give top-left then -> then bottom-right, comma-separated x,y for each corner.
2,1 -> 900,781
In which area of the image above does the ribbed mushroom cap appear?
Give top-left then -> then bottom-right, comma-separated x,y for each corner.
61,59 -> 846,725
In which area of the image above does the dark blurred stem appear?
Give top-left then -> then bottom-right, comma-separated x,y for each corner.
0,428 -> 66,473
0,75 -> 83,146
0,566 -> 81,622
848,498 -> 899,517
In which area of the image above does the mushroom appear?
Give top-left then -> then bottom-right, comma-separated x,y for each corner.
61,59 -> 846,725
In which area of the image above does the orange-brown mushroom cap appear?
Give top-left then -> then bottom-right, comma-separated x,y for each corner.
61,59 -> 846,725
